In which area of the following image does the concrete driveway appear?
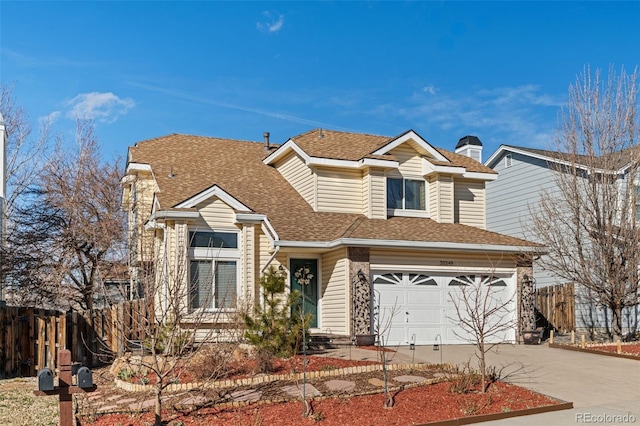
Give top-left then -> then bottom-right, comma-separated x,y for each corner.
329,343 -> 640,425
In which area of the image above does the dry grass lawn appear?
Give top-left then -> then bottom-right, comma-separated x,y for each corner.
0,377 -> 59,426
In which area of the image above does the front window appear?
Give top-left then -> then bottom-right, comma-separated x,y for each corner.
188,230 -> 239,311
387,178 -> 426,210
190,260 -> 237,310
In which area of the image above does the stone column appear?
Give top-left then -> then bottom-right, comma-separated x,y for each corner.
516,255 -> 535,343
348,247 -> 371,336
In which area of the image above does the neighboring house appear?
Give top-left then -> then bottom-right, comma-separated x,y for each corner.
122,129 -> 539,345
485,145 -> 639,333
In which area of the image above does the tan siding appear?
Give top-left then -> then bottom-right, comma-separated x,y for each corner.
316,168 -> 363,213
370,249 -> 517,271
362,170 -> 371,218
389,145 -> 423,177
370,170 -> 387,219
242,224 -> 255,301
439,175 -> 454,223
428,175 -> 439,219
193,197 -> 238,230
454,179 -> 486,229
275,151 -> 315,208
321,248 -> 348,335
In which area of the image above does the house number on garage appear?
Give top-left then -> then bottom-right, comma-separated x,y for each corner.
439,260 -> 454,266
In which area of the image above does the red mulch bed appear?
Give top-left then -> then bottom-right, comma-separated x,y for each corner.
586,342 -> 640,357
81,380 -> 562,426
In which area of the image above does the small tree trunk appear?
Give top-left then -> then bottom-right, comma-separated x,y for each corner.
611,304 -> 624,342
155,384 -> 162,426
478,341 -> 487,393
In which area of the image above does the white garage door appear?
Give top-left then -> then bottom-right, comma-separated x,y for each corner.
372,272 -> 516,345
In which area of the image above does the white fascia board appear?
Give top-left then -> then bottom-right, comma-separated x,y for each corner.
235,213 -> 267,223
372,130 -> 449,162
275,238 -> 539,253
174,184 -> 252,212
422,159 -> 466,176
462,171 -> 498,181
235,213 -> 280,248
149,210 -> 200,221
485,145 -> 615,176
126,162 -> 152,174
263,139 -> 311,165
360,158 -> 400,168
484,145 -> 511,168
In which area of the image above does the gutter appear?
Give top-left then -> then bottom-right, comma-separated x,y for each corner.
274,237 -> 541,254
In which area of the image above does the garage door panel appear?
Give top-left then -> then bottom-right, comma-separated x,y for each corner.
374,271 -> 516,345
408,308 -> 440,324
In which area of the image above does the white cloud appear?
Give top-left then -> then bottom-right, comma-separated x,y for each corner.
66,92 -> 135,123
422,85 -> 437,95
257,11 -> 284,34
39,111 -> 61,126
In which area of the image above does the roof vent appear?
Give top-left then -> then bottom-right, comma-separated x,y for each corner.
263,132 -> 270,150
455,135 -> 483,163
318,128 -> 324,138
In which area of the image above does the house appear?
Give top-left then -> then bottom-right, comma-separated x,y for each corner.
485,145 -> 639,334
122,129 -> 540,345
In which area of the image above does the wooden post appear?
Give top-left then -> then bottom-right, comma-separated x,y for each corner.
58,350 -> 73,426
616,340 -> 622,354
549,330 -> 554,344
34,349 -> 97,426
581,335 -> 586,349
571,330 -> 575,345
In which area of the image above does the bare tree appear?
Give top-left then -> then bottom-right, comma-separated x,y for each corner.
118,214 -> 245,426
1,119 -> 126,311
0,83 -> 51,219
449,274 -> 516,393
531,66 -> 639,341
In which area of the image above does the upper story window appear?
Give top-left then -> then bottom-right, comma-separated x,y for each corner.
387,178 -> 426,211
189,231 -> 238,249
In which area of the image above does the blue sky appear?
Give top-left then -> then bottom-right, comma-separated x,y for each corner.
1,1 -> 639,162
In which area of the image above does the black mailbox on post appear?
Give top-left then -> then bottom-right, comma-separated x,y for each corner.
76,366 -> 93,389
37,368 -> 54,391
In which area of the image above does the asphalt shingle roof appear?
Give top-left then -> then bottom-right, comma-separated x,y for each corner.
128,132 -> 531,247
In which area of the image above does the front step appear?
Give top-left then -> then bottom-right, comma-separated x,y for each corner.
307,334 -> 352,351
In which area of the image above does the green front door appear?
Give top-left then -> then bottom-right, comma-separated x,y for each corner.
290,258 -> 318,328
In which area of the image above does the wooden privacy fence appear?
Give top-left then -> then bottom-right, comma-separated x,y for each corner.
535,283 -> 576,333
0,299 -> 150,378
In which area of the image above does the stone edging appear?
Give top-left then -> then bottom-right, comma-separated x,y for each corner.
114,362 -> 451,393
549,343 -> 640,361
418,400 -> 574,425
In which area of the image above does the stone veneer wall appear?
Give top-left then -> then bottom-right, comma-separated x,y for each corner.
348,247 -> 371,336
517,256 -> 535,343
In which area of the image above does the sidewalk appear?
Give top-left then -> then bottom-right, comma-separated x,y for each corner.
328,343 -> 640,425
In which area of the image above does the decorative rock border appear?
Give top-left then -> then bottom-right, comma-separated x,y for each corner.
549,342 -> 640,360
114,362 -> 453,393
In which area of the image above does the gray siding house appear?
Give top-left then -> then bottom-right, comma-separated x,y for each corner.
485,145 -> 639,335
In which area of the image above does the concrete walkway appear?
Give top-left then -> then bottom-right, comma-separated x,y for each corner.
328,343 -> 640,425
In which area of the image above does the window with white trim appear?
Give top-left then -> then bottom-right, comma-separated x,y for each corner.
188,230 -> 239,311
387,178 -> 426,211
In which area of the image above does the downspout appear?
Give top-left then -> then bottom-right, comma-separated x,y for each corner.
260,220 -> 281,274
260,245 -> 281,274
